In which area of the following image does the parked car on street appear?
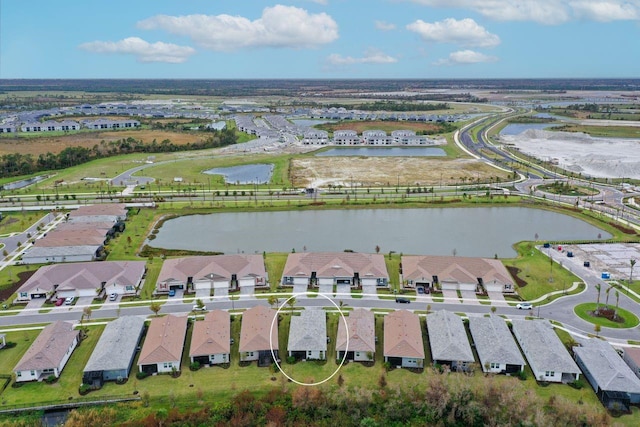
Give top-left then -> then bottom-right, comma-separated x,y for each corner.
192,304 -> 206,311
395,297 -> 411,304
516,302 -> 533,310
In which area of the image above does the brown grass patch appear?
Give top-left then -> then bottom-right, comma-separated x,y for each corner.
320,120 -> 444,134
292,157 -> 511,187
0,130 -> 207,156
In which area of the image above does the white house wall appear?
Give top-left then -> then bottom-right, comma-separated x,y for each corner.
318,278 -> 333,286
293,277 -> 309,286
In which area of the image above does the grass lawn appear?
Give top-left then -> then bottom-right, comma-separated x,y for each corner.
573,303 -> 639,329
264,253 -> 288,291
504,242 -> 583,301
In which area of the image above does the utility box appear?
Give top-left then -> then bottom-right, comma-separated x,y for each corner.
583,261 -> 590,267
601,272 -> 610,279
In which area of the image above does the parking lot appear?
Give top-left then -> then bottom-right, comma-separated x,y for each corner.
552,243 -> 640,281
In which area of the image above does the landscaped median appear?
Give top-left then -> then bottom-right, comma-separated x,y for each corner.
573,303 -> 640,329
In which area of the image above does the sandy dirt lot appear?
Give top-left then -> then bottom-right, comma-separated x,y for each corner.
292,157 -> 511,187
500,129 -> 640,179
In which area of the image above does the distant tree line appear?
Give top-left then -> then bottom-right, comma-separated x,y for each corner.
326,101 -> 450,112
0,127 -> 238,178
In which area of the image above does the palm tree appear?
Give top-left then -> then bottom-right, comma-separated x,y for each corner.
614,290 -> 620,321
595,284 -> 601,314
267,295 -> 279,309
604,286 -> 612,308
287,297 -> 296,313
630,259 -> 637,284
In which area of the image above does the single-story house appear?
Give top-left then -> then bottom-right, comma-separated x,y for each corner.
281,252 -> 389,289
401,255 -> 515,293
189,310 -> 230,366
511,319 -> 580,383
138,315 -> 188,375
20,245 -> 104,265
15,261 -> 146,302
623,347 -> 640,380
426,310 -> 475,372
468,315 -> 526,374
239,305 -> 279,366
82,118 -> 140,130
288,310 -> 327,361
71,203 -> 128,221
384,310 -> 424,368
14,321 -> 79,382
82,316 -> 146,387
0,334 -> 6,349
156,255 -> 266,294
336,308 -> 375,362
574,338 -> 640,411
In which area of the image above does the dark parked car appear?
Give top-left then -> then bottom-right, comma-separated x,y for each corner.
417,287 -> 424,294
395,297 -> 411,304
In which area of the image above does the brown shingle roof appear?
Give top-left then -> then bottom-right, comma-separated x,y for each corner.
336,308 -> 375,353
402,255 -> 513,287
239,306 -> 278,353
158,255 -> 266,284
33,228 -> 106,247
138,315 -> 188,365
189,310 -> 230,358
71,203 -> 127,217
17,261 -> 146,296
14,321 -> 79,372
384,310 -> 424,359
282,252 -> 389,279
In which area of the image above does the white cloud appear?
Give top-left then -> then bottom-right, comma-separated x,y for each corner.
375,20 -> 396,31
137,5 -> 338,51
407,0 -> 640,24
570,1 -> 638,21
79,37 -> 195,63
407,18 -> 500,48
327,49 -> 398,65
434,49 -> 498,65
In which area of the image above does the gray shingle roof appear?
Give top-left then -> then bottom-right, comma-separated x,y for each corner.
468,315 -> 525,368
426,310 -> 474,363
288,310 -> 327,352
575,338 -> 640,393
83,316 -> 145,374
15,321 -> 79,372
511,319 -> 580,375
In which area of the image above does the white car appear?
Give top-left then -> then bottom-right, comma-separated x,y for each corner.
64,297 -> 75,305
516,302 -> 533,310
109,293 -> 118,301
192,304 -> 206,311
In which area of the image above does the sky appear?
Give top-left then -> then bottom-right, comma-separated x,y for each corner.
1,0 -> 639,79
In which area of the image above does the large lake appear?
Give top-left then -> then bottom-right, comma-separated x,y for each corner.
316,147 -> 446,157
148,207 -> 610,257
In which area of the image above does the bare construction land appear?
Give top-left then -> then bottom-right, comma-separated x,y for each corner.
500,129 -> 640,179
292,157 -> 511,188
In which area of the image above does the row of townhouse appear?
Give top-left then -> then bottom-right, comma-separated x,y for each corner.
19,119 -> 139,133
302,129 -> 442,146
20,203 -> 128,266
14,252 -> 515,305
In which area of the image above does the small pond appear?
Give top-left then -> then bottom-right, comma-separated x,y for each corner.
149,207 -> 610,258
500,123 -> 559,135
203,164 -> 273,184
316,147 -> 446,157
1,175 -> 48,190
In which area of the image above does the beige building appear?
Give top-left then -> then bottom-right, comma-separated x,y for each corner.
239,306 -> 279,366
336,308 -> 375,362
190,310 -> 230,366
138,315 -> 188,375
384,310 -> 424,368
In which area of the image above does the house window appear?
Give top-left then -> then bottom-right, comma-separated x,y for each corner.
20,292 -> 28,298
17,372 -> 21,377
545,371 -> 555,377
307,351 -> 312,357
30,371 -> 35,376
490,363 -> 500,369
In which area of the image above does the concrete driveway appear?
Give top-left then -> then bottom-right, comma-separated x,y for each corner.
293,283 -> 307,295
240,285 -> 254,298
195,288 -> 211,301
214,286 -> 229,299
318,284 -> 334,297
336,284 -> 351,299
441,289 -> 460,303
165,289 -> 184,305
460,290 -> 478,304
75,296 -> 95,308
488,291 -> 508,306
361,284 -> 379,299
